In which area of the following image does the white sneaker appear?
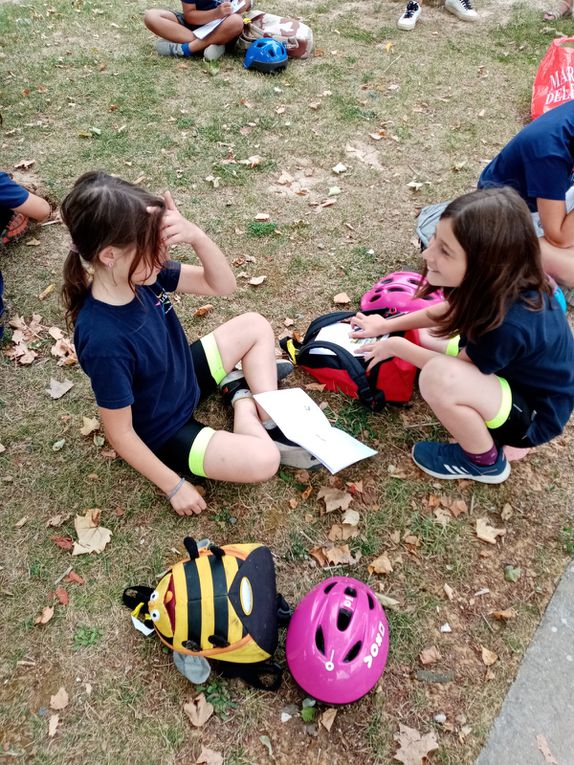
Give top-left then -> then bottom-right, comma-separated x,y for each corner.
397,1 -> 422,30
444,0 -> 478,21
204,44 -> 225,61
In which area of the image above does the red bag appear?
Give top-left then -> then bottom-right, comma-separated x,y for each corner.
531,37 -> 574,120
280,312 -> 419,410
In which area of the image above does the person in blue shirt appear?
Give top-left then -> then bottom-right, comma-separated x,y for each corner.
61,172 -> 317,517
1,171 -> 51,336
144,0 -> 249,61
350,187 -> 574,484
478,101 -> 574,302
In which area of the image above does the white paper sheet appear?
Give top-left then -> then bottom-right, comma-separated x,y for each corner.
310,321 -> 388,357
254,388 -> 377,473
192,0 -> 246,40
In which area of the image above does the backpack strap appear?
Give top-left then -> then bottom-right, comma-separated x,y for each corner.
298,340 -> 385,410
183,537 -> 200,559
276,594 -> 292,626
122,586 -> 154,610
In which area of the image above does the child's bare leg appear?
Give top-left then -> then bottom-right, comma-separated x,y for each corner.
187,14 -> 243,52
213,312 -> 279,419
202,401 -> 280,482
144,10 -> 196,42
144,9 -> 243,51
419,355 -> 502,452
539,236 -> 574,287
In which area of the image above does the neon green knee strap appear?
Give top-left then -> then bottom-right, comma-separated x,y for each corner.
485,376 -> 512,429
445,335 -> 460,357
200,332 -> 227,385
188,426 -> 216,478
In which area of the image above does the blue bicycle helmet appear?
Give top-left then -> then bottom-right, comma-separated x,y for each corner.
243,38 -> 288,74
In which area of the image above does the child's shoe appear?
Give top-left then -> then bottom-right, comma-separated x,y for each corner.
1,212 -> 30,246
444,0 -> 478,21
397,1 -> 422,30
265,426 -> 322,470
204,44 -> 225,61
219,359 -> 294,407
411,441 -> 510,484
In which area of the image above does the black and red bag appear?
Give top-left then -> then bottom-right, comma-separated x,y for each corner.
280,311 -> 419,411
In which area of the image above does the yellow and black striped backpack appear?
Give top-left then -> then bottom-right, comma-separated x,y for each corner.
123,537 -> 291,690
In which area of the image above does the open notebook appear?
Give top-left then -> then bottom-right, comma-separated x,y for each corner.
254,388 -> 377,474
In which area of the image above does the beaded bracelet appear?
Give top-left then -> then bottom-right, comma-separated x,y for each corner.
166,476 -> 186,500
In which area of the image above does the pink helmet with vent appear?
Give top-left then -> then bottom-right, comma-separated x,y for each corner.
285,576 -> 389,704
360,271 -> 443,316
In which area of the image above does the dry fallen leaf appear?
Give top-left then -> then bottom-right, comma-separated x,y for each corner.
62,571 -> 85,585
196,747 -> 223,765
341,508 -> 360,527
476,518 -> 506,545
328,523 -> 358,541
50,686 -> 69,711
72,509 -> 112,555
368,553 -> 393,575
46,514 -> 66,528
48,714 -> 59,738
393,724 -> 439,765
54,587 -> 69,606
46,378 -> 74,400
193,304 -> 214,317
79,417 -> 100,437
51,535 -> 74,551
490,607 -> 517,621
536,734 -> 558,765
254,212 -> 270,221
249,275 -> 267,286
183,693 -> 214,727
38,283 -> 56,300
15,516 -> 28,528
35,606 -> 55,626
317,486 -> 353,513
481,646 -> 498,666
333,292 -> 351,305
320,708 -> 337,732
419,646 -> 441,666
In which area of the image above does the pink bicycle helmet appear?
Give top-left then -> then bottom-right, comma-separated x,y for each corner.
286,576 -> 389,704
360,271 -> 443,316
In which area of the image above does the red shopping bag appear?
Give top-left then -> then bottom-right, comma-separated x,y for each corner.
532,37 -> 574,120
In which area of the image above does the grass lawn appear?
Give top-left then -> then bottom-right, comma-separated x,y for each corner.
1,0 -> 574,762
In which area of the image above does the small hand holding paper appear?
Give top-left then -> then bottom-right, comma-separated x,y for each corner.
349,312 -> 387,339
357,338 -> 396,372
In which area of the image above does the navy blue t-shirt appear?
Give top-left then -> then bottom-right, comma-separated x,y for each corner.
181,0 -> 219,9
74,262 -> 200,452
478,101 -> 574,212
0,172 -> 29,209
462,293 -> 574,445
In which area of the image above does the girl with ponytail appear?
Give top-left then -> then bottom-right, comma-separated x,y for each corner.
61,172 -> 310,516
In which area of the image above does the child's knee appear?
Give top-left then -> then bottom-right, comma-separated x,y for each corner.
242,311 -> 274,340
250,443 -> 281,482
419,356 -> 458,404
224,13 -> 244,39
143,9 -> 163,30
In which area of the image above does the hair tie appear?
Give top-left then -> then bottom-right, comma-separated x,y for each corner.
69,242 -> 79,254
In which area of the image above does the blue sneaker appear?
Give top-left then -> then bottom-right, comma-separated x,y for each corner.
411,442 -> 510,484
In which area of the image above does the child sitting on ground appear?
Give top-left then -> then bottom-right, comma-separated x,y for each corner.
144,0 -> 249,61
1,171 -> 51,337
350,187 -> 574,484
61,172 -> 317,517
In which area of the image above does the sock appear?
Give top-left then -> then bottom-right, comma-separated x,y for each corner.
231,389 -> 252,406
462,443 -> 499,466
181,42 -> 191,57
